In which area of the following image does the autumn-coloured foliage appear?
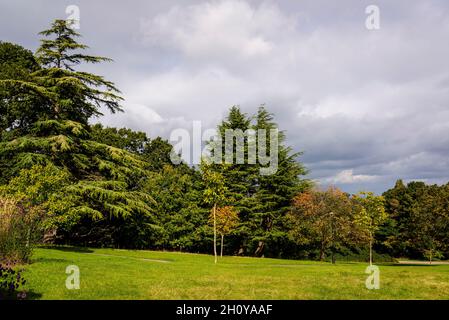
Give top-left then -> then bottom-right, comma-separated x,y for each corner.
289,187 -> 357,262
209,206 -> 239,257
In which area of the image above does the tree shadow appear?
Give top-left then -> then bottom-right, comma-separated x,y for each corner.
39,245 -> 94,253
25,291 -> 43,300
0,290 -> 42,301
384,262 -> 447,267
32,257 -> 69,263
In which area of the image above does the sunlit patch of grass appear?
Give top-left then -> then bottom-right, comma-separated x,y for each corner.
22,247 -> 449,300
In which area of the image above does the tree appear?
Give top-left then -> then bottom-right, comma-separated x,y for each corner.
34,20 -> 123,123
201,160 -> 227,264
289,187 -> 355,262
353,192 -> 387,265
251,106 -> 310,257
210,106 -> 310,257
1,20 -> 122,126
382,179 -> 418,257
0,42 -> 43,136
143,165 -> 209,252
409,184 -> 448,263
210,206 -> 239,257
0,22 -> 155,247
90,124 -> 148,154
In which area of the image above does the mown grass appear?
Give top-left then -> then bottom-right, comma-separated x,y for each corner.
21,247 -> 449,300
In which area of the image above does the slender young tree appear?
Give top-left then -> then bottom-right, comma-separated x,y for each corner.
201,160 -> 227,264
210,206 -> 240,257
353,192 -> 387,265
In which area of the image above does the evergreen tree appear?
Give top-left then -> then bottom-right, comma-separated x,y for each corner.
211,106 -> 310,257
34,20 -> 123,123
0,42 -> 43,137
0,21 -> 154,247
250,106 -> 310,257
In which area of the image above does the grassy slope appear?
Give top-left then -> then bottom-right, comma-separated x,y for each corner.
22,247 -> 449,300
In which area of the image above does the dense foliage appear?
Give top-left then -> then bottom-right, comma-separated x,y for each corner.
381,180 -> 449,261
1,19 -> 448,267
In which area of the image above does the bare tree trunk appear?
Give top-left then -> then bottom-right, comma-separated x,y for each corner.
220,234 -> 224,258
213,203 -> 217,264
26,227 -> 31,248
319,241 -> 326,261
369,232 -> 373,266
254,241 -> 265,257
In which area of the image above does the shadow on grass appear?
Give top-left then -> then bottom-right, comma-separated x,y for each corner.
39,245 -> 94,253
383,262 -> 447,267
26,291 -> 43,300
0,290 -> 42,300
32,257 -> 69,263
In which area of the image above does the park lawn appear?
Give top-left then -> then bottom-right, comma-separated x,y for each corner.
21,247 -> 449,300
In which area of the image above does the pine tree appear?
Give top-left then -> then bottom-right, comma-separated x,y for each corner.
0,42 -> 43,137
250,106 -> 310,257
34,19 -> 123,123
210,106 -> 257,255
0,21 -> 154,246
210,106 -> 310,257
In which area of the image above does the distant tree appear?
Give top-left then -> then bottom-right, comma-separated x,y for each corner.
353,192 -> 387,265
210,206 -> 239,257
90,124 -> 148,153
0,42 -> 43,136
382,180 -> 449,261
289,187 -> 354,262
142,137 -> 179,172
409,185 -> 447,263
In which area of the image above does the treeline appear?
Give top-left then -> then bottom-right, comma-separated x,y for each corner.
1,20 -> 448,265
380,180 -> 449,261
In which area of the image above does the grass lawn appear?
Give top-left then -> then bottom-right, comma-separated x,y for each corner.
21,246 -> 449,300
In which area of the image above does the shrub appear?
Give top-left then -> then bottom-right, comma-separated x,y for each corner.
0,197 -> 43,264
0,264 -> 27,300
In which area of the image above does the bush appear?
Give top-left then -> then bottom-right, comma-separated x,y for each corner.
0,197 -> 43,264
0,264 -> 27,299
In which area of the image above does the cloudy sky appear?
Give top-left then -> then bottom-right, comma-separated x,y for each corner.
1,0 -> 449,193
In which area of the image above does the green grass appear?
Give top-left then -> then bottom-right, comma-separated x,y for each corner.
21,247 -> 449,300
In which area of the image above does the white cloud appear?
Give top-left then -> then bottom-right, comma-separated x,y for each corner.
140,1 -> 293,61
326,169 -> 378,184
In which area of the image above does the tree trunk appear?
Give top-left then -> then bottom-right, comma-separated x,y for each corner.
26,227 -> 31,248
220,234 -> 224,258
369,232 -> 373,266
319,241 -> 326,261
213,203 -> 217,264
254,241 -> 265,257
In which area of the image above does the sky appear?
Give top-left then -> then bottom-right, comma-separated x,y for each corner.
1,0 -> 449,193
